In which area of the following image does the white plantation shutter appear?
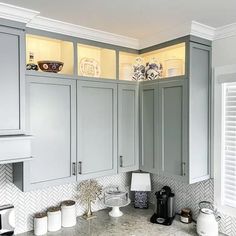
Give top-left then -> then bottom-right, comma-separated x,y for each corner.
223,82 -> 236,208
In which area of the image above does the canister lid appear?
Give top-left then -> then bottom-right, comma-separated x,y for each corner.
34,212 -> 47,218
47,206 -> 61,212
61,200 -> 76,207
181,208 -> 191,214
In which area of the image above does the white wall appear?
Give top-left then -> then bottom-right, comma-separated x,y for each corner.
213,35 -> 236,67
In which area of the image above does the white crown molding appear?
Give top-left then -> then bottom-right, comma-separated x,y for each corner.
140,21 -> 216,48
27,16 -> 140,49
139,22 -> 191,49
0,2 -> 39,23
215,23 -> 236,40
1,2 -> 236,49
190,21 -> 215,40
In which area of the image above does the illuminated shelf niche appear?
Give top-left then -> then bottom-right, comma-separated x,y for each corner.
142,43 -> 186,79
119,51 -> 138,81
26,34 -> 74,75
78,44 -> 116,79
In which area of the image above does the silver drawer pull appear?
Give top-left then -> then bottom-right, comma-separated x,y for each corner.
78,161 -> 82,175
72,162 -> 76,176
181,162 -> 186,176
120,156 -> 123,168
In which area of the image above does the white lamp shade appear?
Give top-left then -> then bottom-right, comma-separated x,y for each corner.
131,173 -> 151,191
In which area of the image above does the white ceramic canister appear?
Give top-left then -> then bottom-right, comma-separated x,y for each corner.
47,207 -> 61,232
61,200 -> 76,227
34,212 -> 47,236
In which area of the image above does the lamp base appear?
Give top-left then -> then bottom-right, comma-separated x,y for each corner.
134,191 -> 149,209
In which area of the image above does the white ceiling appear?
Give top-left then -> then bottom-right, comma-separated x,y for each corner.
1,0 -> 236,41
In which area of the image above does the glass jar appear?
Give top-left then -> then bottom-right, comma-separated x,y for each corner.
180,208 -> 192,224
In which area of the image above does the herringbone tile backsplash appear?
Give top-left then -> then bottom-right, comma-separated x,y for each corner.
0,164 -> 131,234
0,164 -> 236,235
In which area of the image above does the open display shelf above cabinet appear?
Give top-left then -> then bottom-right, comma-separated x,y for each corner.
77,44 -> 116,80
119,42 -> 186,81
119,51 -> 138,81
26,34 -> 74,75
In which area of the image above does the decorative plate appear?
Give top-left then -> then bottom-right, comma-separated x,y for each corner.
79,57 -> 101,77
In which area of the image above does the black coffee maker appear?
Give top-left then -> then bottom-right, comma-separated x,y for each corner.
150,186 -> 175,226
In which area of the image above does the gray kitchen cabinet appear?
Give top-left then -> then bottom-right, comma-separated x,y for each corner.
118,84 -> 139,172
140,40 -> 211,184
13,76 -> 77,191
139,83 -> 159,173
188,42 -> 210,183
158,80 -> 188,181
0,25 -> 25,135
77,81 -> 117,180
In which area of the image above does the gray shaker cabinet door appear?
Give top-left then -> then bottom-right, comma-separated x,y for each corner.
189,43 -> 210,183
118,84 -> 139,173
77,81 -> 117,180
24,76 -> 76,190
0,27 -> 25,135
158,80 -> 188,180
140,83 -> 159,173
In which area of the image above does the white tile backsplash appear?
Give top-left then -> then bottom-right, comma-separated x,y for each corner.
0,164 -> 131,234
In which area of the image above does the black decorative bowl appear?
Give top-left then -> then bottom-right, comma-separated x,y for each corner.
38,60 -> 64,73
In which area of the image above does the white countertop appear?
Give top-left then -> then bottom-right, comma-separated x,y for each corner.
18,204 -> 224,236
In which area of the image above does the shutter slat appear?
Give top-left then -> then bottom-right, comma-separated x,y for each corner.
223,83 -> 236,207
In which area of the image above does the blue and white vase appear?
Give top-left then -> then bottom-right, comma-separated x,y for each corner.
145,58 -> 163,80
132,57 -> 145,81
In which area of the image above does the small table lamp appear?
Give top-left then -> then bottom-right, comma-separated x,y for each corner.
131,173 -> 151,209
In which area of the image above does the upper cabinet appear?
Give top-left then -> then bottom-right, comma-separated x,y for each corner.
13,76 -> 77,191
140,37 -> 211,184
77,44 -> 116,79
0,26 -> 25,135
139,83 -> 158,173
158,80 -> 188,179
77,81 -> 118,180
118,84 -> 139,172
26,34 -> 74,75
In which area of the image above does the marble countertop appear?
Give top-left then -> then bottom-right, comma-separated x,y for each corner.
18,205 -> 217,236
